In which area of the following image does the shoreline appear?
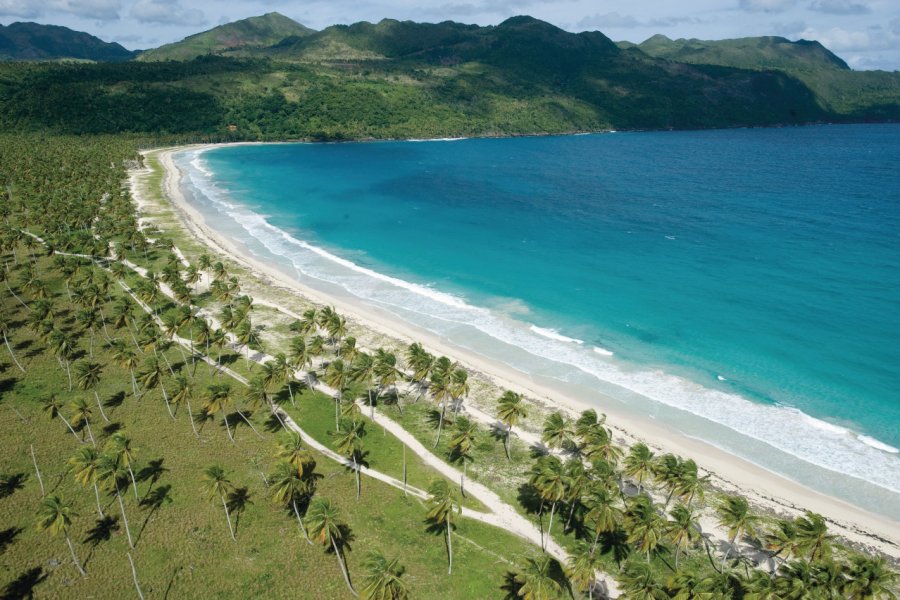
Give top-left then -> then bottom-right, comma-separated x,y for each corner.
142,142 -> 900,559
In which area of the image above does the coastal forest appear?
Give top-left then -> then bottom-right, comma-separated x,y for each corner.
0,11 -> 898,600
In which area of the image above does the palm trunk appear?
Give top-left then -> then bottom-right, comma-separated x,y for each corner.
236,410 -> 263,438
7,281 -> 30,309
58,413 -> 81,441
130,370 -> 140,400
185,397 -> 200,437
160,384 -> 175,420
722,535 -> 736,569
270,404 -> 288,431
220,493 -> 236,541
402,445 -> 407,497
504,427 -> 511,460
127,552 -> 145,600
94,390 -> 110,423
547,501 -> 557,543
433,404 -> 446,449
30,445 -> 45,495
84,418 -> 96,446
446,516 -> 453,575
66,531 -> 86,576
64,359 -> 72,391
287,380 -> 295,406
460,463 -> 466,498
3,333 -> 25,372
354,455 -> 360,501
128,465 -> 139,502
538,500 -> 545,551
331,536 -> 357,596
116,485 -> 134,549
93,482 -> 104,517
291,498 -> 312,545
565,500 -> 576,531
368,388 -> 374,419
222,410 -> 234,442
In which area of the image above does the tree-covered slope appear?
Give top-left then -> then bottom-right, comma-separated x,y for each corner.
0,22 -> 135,62
137,12 -> 314,62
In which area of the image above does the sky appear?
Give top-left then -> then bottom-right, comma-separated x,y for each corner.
1,0 -> 899,70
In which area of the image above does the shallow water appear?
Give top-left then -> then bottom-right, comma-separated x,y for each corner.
175,124 -> 900,518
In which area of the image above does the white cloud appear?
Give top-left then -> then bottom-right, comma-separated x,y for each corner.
800,25 -> 872,50
576,11 -> 706,31
50,0 -> 121,20
738,0 -> 797,12
809,0 -> 870,15
130,0 -> 205,26
0,0 -> 41,18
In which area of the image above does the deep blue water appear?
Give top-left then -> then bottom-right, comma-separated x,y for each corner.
177,124 -> 900,515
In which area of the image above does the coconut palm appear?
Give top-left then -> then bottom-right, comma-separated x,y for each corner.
361,550 -> 408,600
296,307 -> 319,335
449,368 -> 469,414
171,374 -> 200,437
69,396 -> 97,446
339,336 -> 359,362
68,447 -> 105,518
305,497 -> 356,596
429,368 -> 453,449
289,336 -> 312,373
667,503 -> 701,569
405,342 -> 434,402
617,558 -> 666,600
198,253 -> 212,284
584,480 -> 622,553
509,555 -> 564,600
76,308 -> 102,358
530,455 -> 567,551
574,409 -> 604,442
332,418 -> 366,500
541,412 -> 573,451
625,495 -> 666,563
716,495 -> 759,567
0,312 -> 25,372
74,360 -> 110,423
274,433 -> 316,476
673,459 -> 706,509
844,554 -> 898,600
351,351 -> 377,417
324,358 -> 351,430
567,540 -> 602,600
110,340 -> 141,399
234,320 -> 262,370
793,511 -> 833,562
269,460 -> 319,545
246,374 -> 287,431
41,394 -> 80,441
96,452 -> 134,548
272,352 -> 297,406
201,465 -> 236,541
373,348 -> 400,412
105,433 -> 140,502
496,390 -> 527,460
582,426 -> 623,468
137,355 -> 174,420
624,443 -> 655,494
50,328 -> 76,390
653,453 -> 683,508
426,479 -> 461,575
204,382 -> 236,442
35,495 -> 85,576
184,264 -> 201,293
447,415 -> 477,497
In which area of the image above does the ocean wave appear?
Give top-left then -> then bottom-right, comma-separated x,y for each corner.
593,346 -> 614,356
176,150 -> 900,496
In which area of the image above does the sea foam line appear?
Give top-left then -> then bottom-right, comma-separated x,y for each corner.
178,150 -> 900,496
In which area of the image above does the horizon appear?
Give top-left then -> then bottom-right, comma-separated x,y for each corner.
1,1 -> 899,71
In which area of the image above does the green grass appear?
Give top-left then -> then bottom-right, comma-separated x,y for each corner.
0,252 -> 543,599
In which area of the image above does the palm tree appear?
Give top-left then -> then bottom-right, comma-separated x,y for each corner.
273,353 -> 297,406
296,307 -> 319,336
105,433 -> 140,502
0,312 -> 25,372
68,447 -> 105,518
426,479 -> 461,575
246,374 -> 287,431
673,459 -> 706,509
35,495 -> 85,576
97,452 -> 135,549
567,541 -> 602,600
184,264 -> 201,293
405,342 -> 434,402
305,497 -> 356,596
844,555 -> 898,599
716,494 -> 759,568
74,360 -> 110,423
110,340 -> 141,399
137,355 -> 174,420
204,382 -> 236,442
324,358 -> 351,430
447,416 -> 477,497
617,559 -> 666,600
201,465 -> 236,541
198,253 -> 212,285
582,426 -> 623,468
69,397 -> 97,446
289,336 -> 312,374
429,368 -> 453,449
361,550 -> 408,600
624,443 -> 654,494
339,336 -> 359,362
332,419 -> 366,500
41,394 -> 80,442
449,368 -> 469,414
667,503 -> 701,569
234,320 -> 262,370
541,412 -> 573,451
793,511 -> 833,562
351,351 -> 377,417
171,374 -> 200,437
625,495 -> 666,563
509,556 -> 564,600
496,390 -> 527,460
269,460 -> 318,545
584,480 -> 622,553
274,433 -> 318,478
530,455 -> 567,550
50,328 -> 76,390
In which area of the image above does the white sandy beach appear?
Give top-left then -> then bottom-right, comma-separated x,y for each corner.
138,143 -> 900,560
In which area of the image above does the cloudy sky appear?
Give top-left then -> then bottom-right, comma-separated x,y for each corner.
2,0 -> 899,70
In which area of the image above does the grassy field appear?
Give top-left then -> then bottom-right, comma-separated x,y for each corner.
0,251 -> 544,599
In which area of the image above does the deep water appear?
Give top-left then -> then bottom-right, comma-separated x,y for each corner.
176,124 -> 900,517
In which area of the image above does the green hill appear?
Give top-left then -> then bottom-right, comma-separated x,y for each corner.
0,21 -> 135,62
137,12 -> 314,61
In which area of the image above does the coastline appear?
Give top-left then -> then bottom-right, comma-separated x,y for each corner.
141,142 -> 900,559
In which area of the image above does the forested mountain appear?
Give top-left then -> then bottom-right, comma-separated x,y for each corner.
0,22 -> 135,61
0,15 -> 897,140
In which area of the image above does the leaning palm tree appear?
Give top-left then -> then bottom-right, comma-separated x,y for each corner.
269,460 -> 318,545
447,416 -> 477,497
105,433 -> 140,502
74,360 -> 110,423
426,479 -> 461,575
623,443 -> 654,494
96,453 -> 134,549
510,555 -> 564,600
361,550 -> 408,600
793,511 -> 833,562
204,382 -> 236,442
68,447 -> 105,518
137,355 -> 174,420
50,328 -> 76,390
42,394 -> 80,442
541,412 -> 573,451
0,312 -> 25,372
716,494 -> 759,568
584,480 -> 622,553
35,495 -> 85,576
530,455 -> 567,551
305,497 -> 356,596
350,351 -> 377,417
201,465 -> 236,541
496,390 -> 527,460
667,503 -> 701,569
373,348 -> 400,412
324,358 -> 351,430
843,554 -> 898,600
272,353 -> 297,406
171,374 -> 200,437
428,369 -> 453,449
68,396 -> 97,446
567,541 -> 602,600
296,308 -> 319,336
617,558 -> 666,600
625,495 -> 666,563
332,419 -> 366,500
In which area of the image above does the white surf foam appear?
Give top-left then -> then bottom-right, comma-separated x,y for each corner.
593,346 -> 614,356
177,150 -> 900,497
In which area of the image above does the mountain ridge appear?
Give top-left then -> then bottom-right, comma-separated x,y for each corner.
0,21 -> 135,62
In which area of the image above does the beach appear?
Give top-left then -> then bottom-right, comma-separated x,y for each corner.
137,143 -> 900,560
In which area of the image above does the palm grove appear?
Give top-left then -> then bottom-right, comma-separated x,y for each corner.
0,132 -> 897,599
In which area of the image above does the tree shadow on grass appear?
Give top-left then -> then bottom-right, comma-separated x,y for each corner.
0,527 -> 23,555
0,473 -> 27,499
226,487 -> 252,538
138,484 -> 172,542
82,515 -> 119,567
101,422 -> 123,437
104,391 -> 126,410
1,567 -> 46,600
137,459 -> 167,497
0,378 -> 17,398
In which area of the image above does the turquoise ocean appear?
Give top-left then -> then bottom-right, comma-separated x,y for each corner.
174,124 -> 900,518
